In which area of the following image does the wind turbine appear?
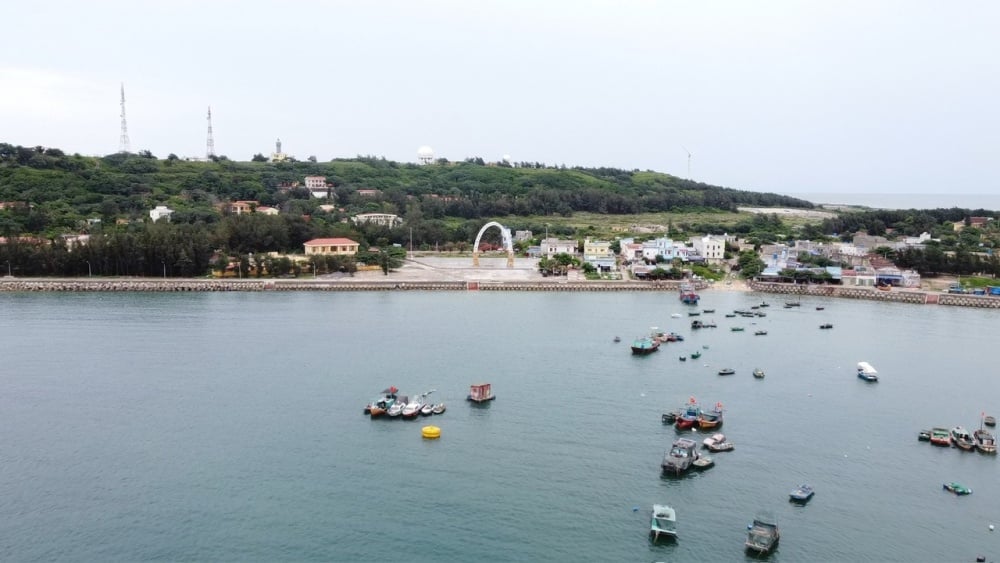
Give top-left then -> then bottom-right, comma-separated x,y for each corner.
680,145 -> 692,178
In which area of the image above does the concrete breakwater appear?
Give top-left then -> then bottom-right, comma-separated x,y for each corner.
748,280 -> 1000,309
0,278 -> 694,293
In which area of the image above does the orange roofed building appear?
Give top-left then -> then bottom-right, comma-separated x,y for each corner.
303,237 -> 359,256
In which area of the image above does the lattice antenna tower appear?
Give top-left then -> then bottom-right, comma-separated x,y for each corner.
206,106 -> 215,158
119,83 -> 131,153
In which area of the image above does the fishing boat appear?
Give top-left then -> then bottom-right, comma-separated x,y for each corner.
690,351 -> 702,359
365,386 -> 399,417
679,356 -> 687,361
789,484 -> 815,503
754,330 -> 768,336
661,409 -> 682,424
613,336 -> 621,343
649,504 -> 677,541
679,285 -> 700,305
951,426 -> 976,451
675,398 -> 701,430
985,415 -> 996,427
758,301 -> 770,308
707,438 -> 734,452
745,513 -> 780,554
731,327 -> 744,332
974,428 -> 997,454
815,306 -> 825,310
698,402 -> 724,429
717,368 -> 735,376
702,309 -> 715,313
432,402 -> 446,415
820,323 -> 834,329
918,429 -> 931,441
943,482 -> 972,495
929,427 -> 951,446
688,311 -> 701,317
857,361 -> 878,382
661,437 -> 700,475
725,313 -> 737,318
631,336 -> 660,355
753,368 -> 765,379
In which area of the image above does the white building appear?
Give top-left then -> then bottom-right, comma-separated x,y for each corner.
540,238 -> 577,257
149,205 -> 174,222
352,213 -> 402,227
305,176 -> 327,190
691,235 -> 725,262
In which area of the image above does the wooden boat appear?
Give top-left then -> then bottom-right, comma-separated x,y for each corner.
698,402 -> 724,429
917,429 -> 931,441
649,504 -> 677,541
661,437 -> 700,475
731,327 -> 745,332
717,368 -> 735,376
951,426 -> 976,451
688,311 -> 701,317
815,306 -> 825,310
631,336 -> 660,355
675,398 -> 701,430
753,368 -> 765,379
985,415 -> 996,427
467,383 -> 496,403
929,427 -> 951,446
692,455 -> 714,470
745,513 -> 780,554
943,482 -> 972,495
857,361 -> 878,382
702,309 -> 715,313
365,386 -> 399,418
724,313 -> 737,318
758,301 -> 770,308
789,484 -> 815,503
974,428 -> 997,454
819,323 -> 834,329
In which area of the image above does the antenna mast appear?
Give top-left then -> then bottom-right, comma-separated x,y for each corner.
680,145 -> 691,178
119,83 -> 131,153
206,106 -> 215,158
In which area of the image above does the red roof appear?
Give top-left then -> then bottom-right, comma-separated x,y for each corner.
304,238 -> 358,246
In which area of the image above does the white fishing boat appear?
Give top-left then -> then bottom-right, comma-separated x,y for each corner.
649,504 -> 677,541
857,361 -> 878,382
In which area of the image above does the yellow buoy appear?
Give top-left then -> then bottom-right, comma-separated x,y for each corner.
422,425 -> 441,439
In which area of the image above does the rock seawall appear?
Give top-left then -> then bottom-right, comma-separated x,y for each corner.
747,281 -> 1000,309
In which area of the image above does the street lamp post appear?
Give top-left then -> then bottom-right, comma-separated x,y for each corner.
85,260 -> 92,277
4,260 -> 9,277
161,260 -> 166,279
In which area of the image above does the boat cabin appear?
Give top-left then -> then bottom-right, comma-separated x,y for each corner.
468,383 -> 495,403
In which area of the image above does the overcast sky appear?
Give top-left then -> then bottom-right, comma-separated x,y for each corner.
3,1 -> 998,195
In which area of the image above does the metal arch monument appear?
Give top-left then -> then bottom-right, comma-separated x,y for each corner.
473,221 -> 515,268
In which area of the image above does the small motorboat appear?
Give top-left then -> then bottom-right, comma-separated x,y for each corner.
670,313 -> 682,318
690,351 -> 702,359
613,336 -> 621,343
943,482 -> 972,495
679,356 -> 687,361
661,438 -> 700,475
754,330 -> 768,336
707,439 -> 734,452
702,309 -> 715,313
724,313 -> 737,318
789,484 -> 815,503
731,327 -> 745,332
917,429 -> 931,441
432,402 -> 446,415
661,410 -> 681,424
420,403 -> 434,416
985,415 -> 996,427
702,432 -> 726,449
649,504 -> 677,541
857,361 -> 878,382
819,323 -> 834,329
688,311 -> 701,317
815,306 -> 825,310
718,368 -> 735,376
753,368 -> 765,379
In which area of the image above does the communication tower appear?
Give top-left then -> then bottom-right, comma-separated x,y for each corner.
206,106 -> 215,158
119,83 -> 130,153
